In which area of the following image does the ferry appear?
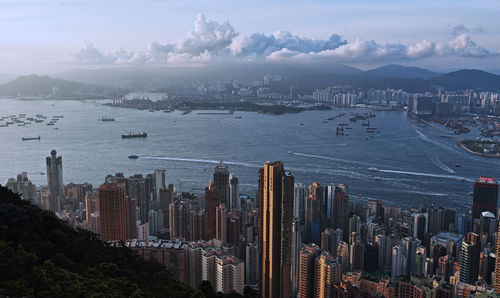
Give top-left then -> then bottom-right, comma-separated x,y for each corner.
128,155 -> 139,159
368,167 -> 379,172
122,132 -> 148,139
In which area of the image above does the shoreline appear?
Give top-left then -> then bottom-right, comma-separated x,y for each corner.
457,141 -> 500,158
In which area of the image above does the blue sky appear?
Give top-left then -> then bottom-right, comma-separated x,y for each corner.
1,0 -> 499,73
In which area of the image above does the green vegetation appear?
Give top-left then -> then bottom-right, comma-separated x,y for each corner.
0,186 -> 257,297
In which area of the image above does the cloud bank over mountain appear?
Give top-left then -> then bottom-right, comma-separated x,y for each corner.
70,14 -> 498,66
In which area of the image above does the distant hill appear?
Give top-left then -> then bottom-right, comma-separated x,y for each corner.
0,74 -> 83,96
365,64 -> 440,79
430,69 -> 500,90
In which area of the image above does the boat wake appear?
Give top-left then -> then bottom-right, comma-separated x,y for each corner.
141,156 -> 260,168
378,169 -> 472,182
291,152 -> 369,167
426,149 -> 455,174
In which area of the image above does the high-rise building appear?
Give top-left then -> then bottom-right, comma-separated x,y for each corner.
169,200 -> 188,239
153,169 -> 166,203
391,245 -> 403,282
325,183 -> 335,227
229,174 -> 240,212
189,208 -> 205,241
294,183 -> 306,222
305,182 -> 323,245
246,242 -> 259,285
314,251 -> 341,298
495,223 -> 500,294
258,161 -> 294,298
321,228 -> 339,255
213,161 -> 229,206
215,255 -> 245,295
459,232 -> 480,284
291,218 -> 302,298
205,182 -> 219,240
333,184 -> 349,241
98,183 -> 129,241
216,204 -> 228,242
46,150 -> 63,198
299,244 -> 321,298
349,236 -> 364,271
337,241 -> 349,274
472,177 -> 498,219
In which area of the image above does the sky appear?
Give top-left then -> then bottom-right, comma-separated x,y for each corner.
1,0 -> 500,74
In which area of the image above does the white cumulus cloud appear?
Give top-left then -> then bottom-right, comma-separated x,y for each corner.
70,17 -> 498,66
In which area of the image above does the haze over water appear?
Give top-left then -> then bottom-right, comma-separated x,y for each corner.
1,98 -> 499,213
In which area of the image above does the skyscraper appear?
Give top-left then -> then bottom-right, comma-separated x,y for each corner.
259,161 -> 294,298
495,223 -> 500,294
153,169 -> 166,203
459,232 -> 480,284
213,161 -> 229,206
472,177 -> 498,219
315,251 -> 341,298
305,182 -> 323,245
98,183 -> 128,241
333,184 -> 349,241
229,174 -> 240,212
205,182 -> 219,240
298,244 -> 320,298
169,200 -> 188,239
46,150 -> 63,198
216,204 -> 228,242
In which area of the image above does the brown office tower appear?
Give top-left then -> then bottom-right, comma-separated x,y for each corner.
472,177 -> 498,219
259,161 -> 294,298
205,182 -> 220,240
98,183 -> 128,241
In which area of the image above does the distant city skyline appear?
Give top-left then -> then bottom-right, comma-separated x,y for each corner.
1,0 -> 500,74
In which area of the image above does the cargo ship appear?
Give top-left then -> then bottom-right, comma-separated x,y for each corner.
122,132 -> 148,139
22,136 -> 40,141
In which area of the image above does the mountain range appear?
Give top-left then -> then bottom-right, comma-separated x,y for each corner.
1,64 -> 499,96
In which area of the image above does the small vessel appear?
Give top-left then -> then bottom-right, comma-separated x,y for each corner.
450,170 -> 456,175
100,116 -> 115,121
53,115 -> 64,118
22,136 -> 40,141
288,151 -> 293,154
300,123 -> 304,126
235,116 -> 242,119
122,132 -> 148,139
455,163 -> 461,167
128,155 -> 139,159
458,177 -> 466,182
374,177 -> 382,181
368,167 -> 379,172
40,172 -> 45,175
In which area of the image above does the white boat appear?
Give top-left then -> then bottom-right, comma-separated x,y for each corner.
288,151 -> 293,154
368,167 -> 379,172
374,177 -> 381,181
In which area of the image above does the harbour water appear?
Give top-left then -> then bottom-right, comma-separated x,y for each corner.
1,98 -> 499,212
